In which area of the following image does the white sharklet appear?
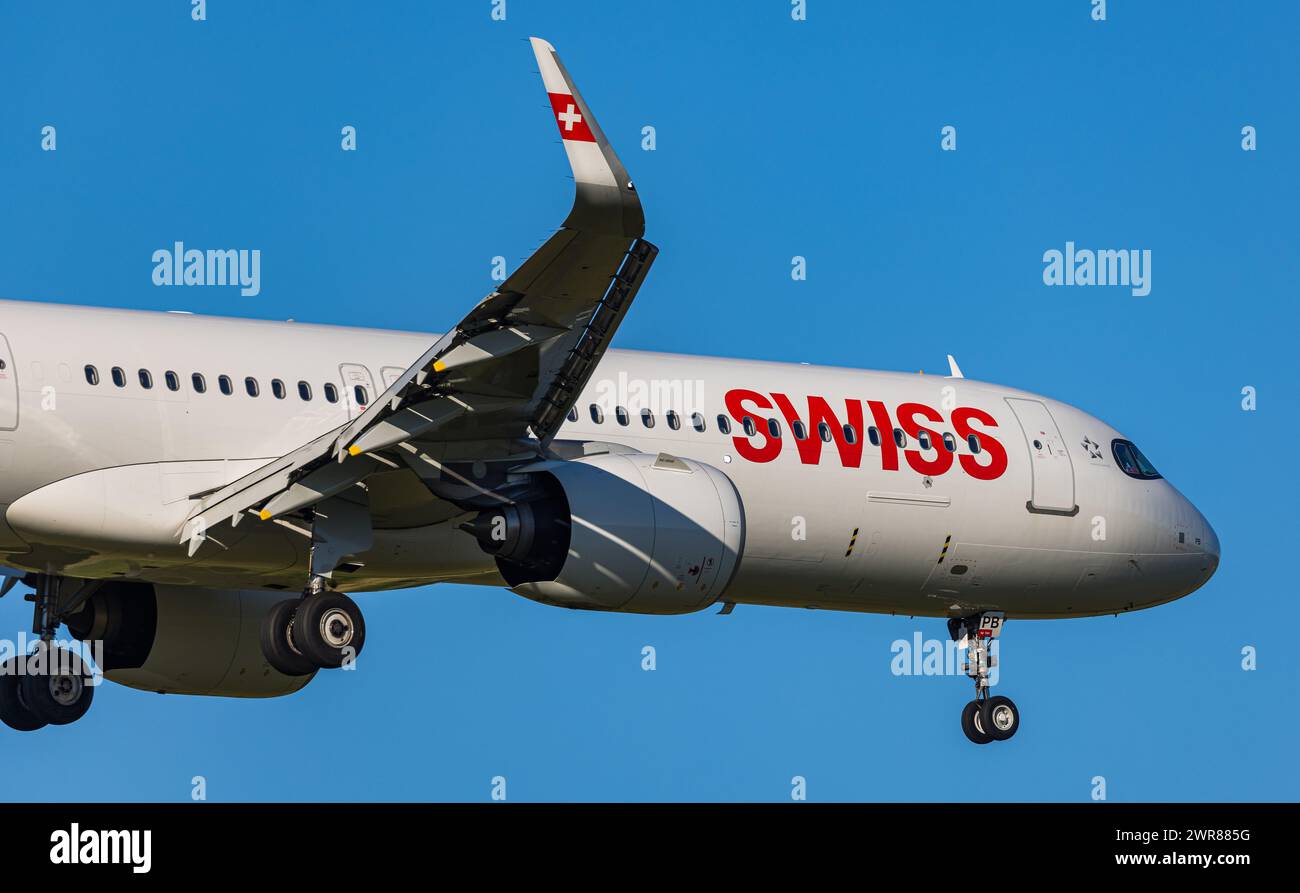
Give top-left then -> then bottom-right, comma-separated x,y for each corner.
530,35 -> 641,234
533,42 -> 617,190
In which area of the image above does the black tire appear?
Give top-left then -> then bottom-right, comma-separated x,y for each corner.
960,699 -> 993,745
0,658 -> 47,732
981,695 -> 1019,741
292,592 -> 365,669
260,599 -> 318,676
19,646 -> 94,726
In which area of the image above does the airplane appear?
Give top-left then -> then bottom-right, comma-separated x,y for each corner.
0,38 -> 1218,744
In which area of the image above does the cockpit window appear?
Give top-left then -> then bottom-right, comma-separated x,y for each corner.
1111,439 -> 1161,480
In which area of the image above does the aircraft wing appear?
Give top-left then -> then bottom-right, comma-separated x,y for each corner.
180,37 -> 657,550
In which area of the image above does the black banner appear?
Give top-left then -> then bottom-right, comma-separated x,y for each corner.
0,802 -> 1283,878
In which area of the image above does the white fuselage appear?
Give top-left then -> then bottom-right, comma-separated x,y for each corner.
0,298 -> 1218,619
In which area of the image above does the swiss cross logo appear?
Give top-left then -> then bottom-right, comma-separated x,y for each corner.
547,92 -> 595,142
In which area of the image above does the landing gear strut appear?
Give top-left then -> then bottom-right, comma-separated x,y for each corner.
259,497 -> 369,675
950,611 -> 1020,744
0,574 -> 99,732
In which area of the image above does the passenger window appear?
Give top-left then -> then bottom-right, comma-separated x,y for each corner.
968,433 -> 981,454
691,412 -> 706,432
818,422 -> 831,443
245,377 -> 259,397
192,373 -> 206,394
111,366 -> 126,387
272,379 -> 286,399
666,410 -> 681,431
894,428 -> 907,448
590,404 -> 604,424
942,432 -> 956,452
918,431 -> 931,450
843,424 -> 859,445
641,408 -> 655,428
218,375 -> 233,396
165,371 -> 180,391
767,418 -> 781,438
84,365 -> 99,385
742,417 -> 756,437
298,381 -> 312,401
868,426 -> 880,447
566,406 -> 578,423
716,414 -> 731,435
138,369 -> 153,389
615,406 -> 629,426
792,420 -> 807,440
354,385 -> 368,406
324,383 -> 339,403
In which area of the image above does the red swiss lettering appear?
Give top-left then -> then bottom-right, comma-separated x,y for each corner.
724,389 -> 782,463
866,400 -> 899,471
897,402 -> 954,476
770,393 -> 865,467
951,407 -> 1008,481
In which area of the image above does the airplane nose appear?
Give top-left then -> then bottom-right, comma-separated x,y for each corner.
1203,515 -> 1220,567
1164,494 -> 1219,601
1186,503 -> 1220,594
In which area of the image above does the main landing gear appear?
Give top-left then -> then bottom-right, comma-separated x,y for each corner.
948,611 -> 1020,745
0,575 -> 101,732
259,497 -> 370,677
260,579 -> 367,676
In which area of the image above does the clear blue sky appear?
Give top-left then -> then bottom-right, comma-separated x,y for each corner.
0,1 -> 1295,801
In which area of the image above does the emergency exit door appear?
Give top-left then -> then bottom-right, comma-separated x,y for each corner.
1005,398 -> 1076,515
0,335 -> 17,430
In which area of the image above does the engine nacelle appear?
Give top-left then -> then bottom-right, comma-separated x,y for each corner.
64,582 -> 313,698
470,452 -> 745,614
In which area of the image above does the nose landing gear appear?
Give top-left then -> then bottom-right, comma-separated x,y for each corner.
981,694 -> 1020,740
950,611 -> 1020,745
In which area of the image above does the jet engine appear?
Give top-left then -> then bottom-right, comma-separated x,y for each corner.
463,452 -> 745,614
63,582 -> 314,697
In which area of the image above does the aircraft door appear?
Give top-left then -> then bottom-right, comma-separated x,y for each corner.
339,363 -> 376,420
1004,398 -> 1076,514
0,335 -> 16,430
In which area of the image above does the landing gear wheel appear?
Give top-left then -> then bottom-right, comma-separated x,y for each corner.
19,645 -> 94,726
260,599 -> 318,677
981,695 -> 1019,741
292,592 -> 365,669
0,658 -> 47,732
960,699 -> 993,745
